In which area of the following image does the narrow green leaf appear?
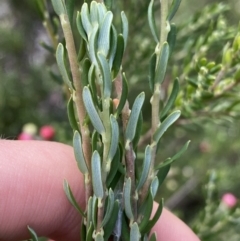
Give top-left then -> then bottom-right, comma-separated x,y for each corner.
27,226 -> 39,241
56,43 -> 74,90
142,199 -> 163,233
104,0 -> 112,10
76,12 -> 88,41
86,222 -> 94,241
87,197 -> 93,227
106,147 -> 120,187
153,110 -> 181,144
125,92 -> 145,147
112,34 -> 124,77
97,53 -> 112,98
150,176 -> 159,198
157,164 -> 170,187
115,73 -> 128,116
51,0 -> 66,15
67,97 -> 79,131
81,221 -> 87,241
96,232 -> 104,241
102,189 -> 115,226
108,26 -> 118,69
73,131 -> 88,174
107,115 -> 119,161
167,0 -> 182,21
132,112 -> 143,149
82,58 -> 91,86
89,24 -> 99,66
66,0 -> 76,26
149,232 -> 157,241
167,23 -> 177,56
90,1 -> 99,25
88,64 -> 99,106
91,151 -> 104,198
137,145 -> 152,191
92,195 -> 98,228
130,223 -> 141,241
104,201 -> 120,241
98,11 -> 113,56
78,39 -> 87,62
121,11 -> 128,50
149,53 -> 157,93
160,78 -> 179,119
139,193 -> 153,233
91,130 -> 99,152
148,0 -> 159,43
81,3 -> 92,37
155,140 -> 190,170
121,213 -> 130,241
40,42 -> 55,54
124,177 -> 134,220
63,180 -> 85,216
155,42 -> 169,84
83,86 -> 105,134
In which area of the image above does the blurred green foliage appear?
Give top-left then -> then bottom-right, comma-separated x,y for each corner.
0,0 -> 239,240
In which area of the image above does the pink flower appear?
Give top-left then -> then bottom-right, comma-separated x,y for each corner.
40,125 -> 55,140
18,132 -> 34,140
221,193 -> 238,208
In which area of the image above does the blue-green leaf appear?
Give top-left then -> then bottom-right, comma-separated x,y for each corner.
121,11 -> 128,50
86,222 -> 94,241
124,177 -> 134,220
96,232 -> 104,241
63,180 -> 85,216
87,197 -> 93,227
132,112 -> 143,149
160,78 -> 179,119
82,58 -> 91,86
27,226 -> 39,241
73,131 -> 88,174
89,24 -> 99,66
98,11 -> 113,56
130,223 -> 141,241
56,43 -> 73,90
137,145 -> 152,191
91,151 -> 104,198
167,0 -> 182,21
90,1 -> 99,25
76,12 -> 88,41
97,2 -> 107,20
107,115 -> 119,161
148,0 -> 159,43
92,195 -> 98,228
81,3 -> 92,37
150,176 -> 159,198
97,53 -> 112,98
51,0 -> 66,15
125,92 -> 145,148
153,110 -> 181,144
155,42 -> 169,84
83,86 -> 105,134
108,26 -> 117,69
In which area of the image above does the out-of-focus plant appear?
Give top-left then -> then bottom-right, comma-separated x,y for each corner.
192,171 -> 240,241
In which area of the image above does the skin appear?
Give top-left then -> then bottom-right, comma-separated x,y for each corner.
0,141 -> 200,241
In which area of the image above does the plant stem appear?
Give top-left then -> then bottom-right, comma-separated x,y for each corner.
59,13 -> 93,203
139,0 -> 170,204
114,74 -> 138,221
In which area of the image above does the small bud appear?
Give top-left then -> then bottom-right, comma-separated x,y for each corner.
221,193 -> 237,208
18,132 -> 34,140
40,125 -> 55,140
